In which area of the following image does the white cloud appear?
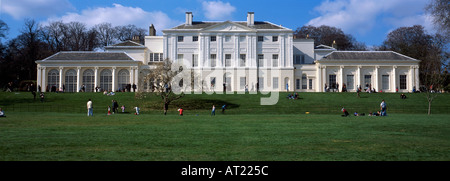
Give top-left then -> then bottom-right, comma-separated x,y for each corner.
1,0 -> 74,19
202,1 -> 236,20
307,0 -> 431,35
43,4 -> 181,35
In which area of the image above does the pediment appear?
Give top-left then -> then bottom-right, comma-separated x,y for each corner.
202,21 -> 256,32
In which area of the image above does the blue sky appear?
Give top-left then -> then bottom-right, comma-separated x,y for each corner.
0,0 -> 434,47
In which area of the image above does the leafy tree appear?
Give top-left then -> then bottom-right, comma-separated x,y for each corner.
293,25 -> 367,50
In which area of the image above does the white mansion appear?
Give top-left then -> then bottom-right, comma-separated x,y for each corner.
35,12 -> 420,93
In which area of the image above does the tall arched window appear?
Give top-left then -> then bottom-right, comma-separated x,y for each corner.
83,69 -> 95,92
47,69 -> 59,92
118,69 -> 130,91
65,69 -> 77,92
100,69 -> 112,92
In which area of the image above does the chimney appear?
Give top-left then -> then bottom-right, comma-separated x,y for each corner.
247,12 -> 254,26
149,24 -> 156,36
132,36 -> 140,44
185,12 -> 193,26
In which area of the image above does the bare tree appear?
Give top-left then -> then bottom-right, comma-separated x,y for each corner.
94,22 -> 117,48
140,59 -> 185,115
425,0 -> 450,39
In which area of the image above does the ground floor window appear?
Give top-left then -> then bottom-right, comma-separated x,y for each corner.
329,74 -> 336,89
65,69 -> 77,92
347,75 -> 354,90
302,74 -> 307,89
100,69 -> 112,92
309,79 -> 313,90
400,75 -> 407,89
47,69 -> 59,91
364,75 -> 372,88
382,75 -> 389,90
273,77 -> 279,89
118,69 -> 130,91
296,79 -> 300,90
240,77 -> 246,89
83,69 -> 95,92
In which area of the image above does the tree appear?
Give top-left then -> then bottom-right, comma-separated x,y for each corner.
379,25 -> 448,115
425,0 -> 450,39
115,24 -> 147,44
94,23 -> 117,48
139,59 -> 186,115
0,20 -> 8,40
293,25 -> 367,50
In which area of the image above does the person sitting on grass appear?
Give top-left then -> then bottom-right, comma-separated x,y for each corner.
341,107 -> 349,117
0,108 -> 5,117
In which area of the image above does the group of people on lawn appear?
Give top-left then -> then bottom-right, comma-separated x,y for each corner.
341,99 -> 388,117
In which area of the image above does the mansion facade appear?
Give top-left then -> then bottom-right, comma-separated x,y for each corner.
35,12 -> 420,93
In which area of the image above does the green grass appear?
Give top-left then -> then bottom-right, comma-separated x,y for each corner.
0,92 -> 449,161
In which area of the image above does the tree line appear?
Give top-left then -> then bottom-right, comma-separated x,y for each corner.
0,19 -> 147,89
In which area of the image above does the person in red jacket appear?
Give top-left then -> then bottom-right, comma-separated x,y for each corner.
178,107 -> 183,116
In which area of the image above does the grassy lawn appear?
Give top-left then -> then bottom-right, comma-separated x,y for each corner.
0,92 -> 449,161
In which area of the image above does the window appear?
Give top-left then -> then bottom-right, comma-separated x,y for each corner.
178,36 -> 184,42
210,36 -> 216,42
272,36 -> 278,42
364,75 -> 372,87
382,75 -> 390,90
225,54 -> 231,67
240,77 -> 246,89
272,54 -> 278,67
83,69 -> 95,92
177,54 -> 184,61
258,77 -> 264,90
239,54 -> 246,67
258,36 -> 264,42
192,54 -> 198,67
47,69 -> 59,90
294,54 -> 305,64
100,69 -> 112,92
296,79 -> 300,89
150,53 -> 163,62
302,74 -> 307,89
239,36 -> 246,42
118,69 -> 130,91
258,54 -> 264,67
192,36 -> 198,42
210,77 -> 216,88
309,79 -> 313,90
273,77 -> 279,89
400,75 -> 407,89
210,54 -> 216,67
329,74 -> 337,89
347,75 -> 354,90
65,69 -> 77,92
225,36 -> 231,42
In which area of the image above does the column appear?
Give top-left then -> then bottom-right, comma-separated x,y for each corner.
112,67 -> 116,92
317,64 -> 321,92
322,65 -> 327,92
415,65 -> 419,90
280,34 -> 285,67
37,66 -> 41,92
392,66 -> 397,92
42,67 -> 46,92
409,66 -> 414,91
357,66 -> 361,90
134,66 -> 139,91
374,66 -> 379,92
130,66 -> 134,86
217,35 -> 223,68
199,35 -> 205,68
59,66 -> 63,90
76,66 -> 81,92
94,67 -> 99,92
339,65 -> 344,92
234,35 -> 239,68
